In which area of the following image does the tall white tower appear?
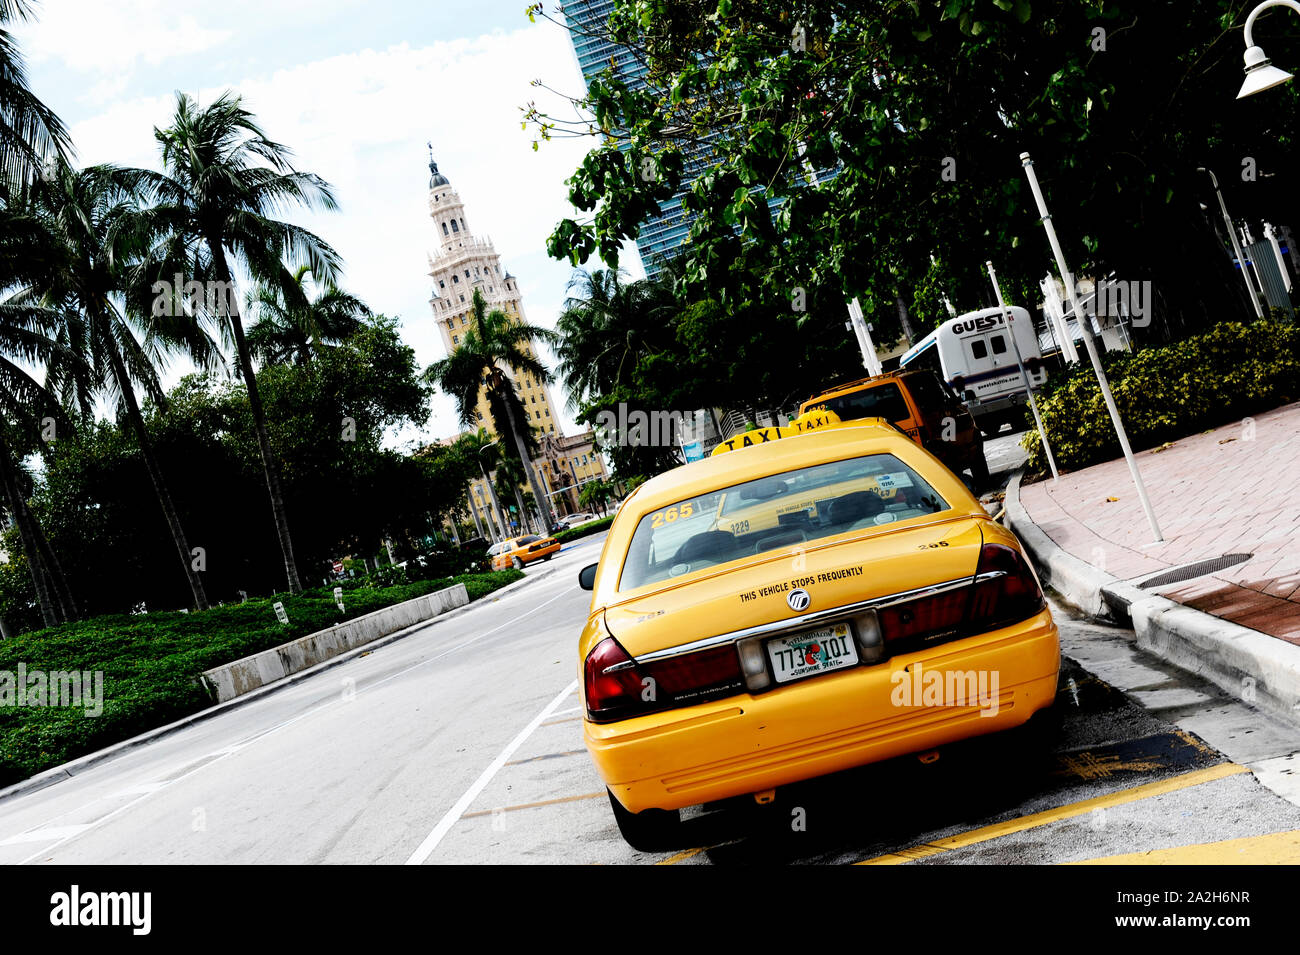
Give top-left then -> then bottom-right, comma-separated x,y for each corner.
426,152 -> 562,435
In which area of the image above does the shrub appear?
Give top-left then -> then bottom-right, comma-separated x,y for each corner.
0,571 -> 522,787
1021,321 -> 1300,473
555,516 -> 614,542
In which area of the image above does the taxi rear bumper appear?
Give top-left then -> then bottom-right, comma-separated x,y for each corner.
586,609 -> 1059,813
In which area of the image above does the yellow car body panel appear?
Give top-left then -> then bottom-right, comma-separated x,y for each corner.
578,422 -> 1059,814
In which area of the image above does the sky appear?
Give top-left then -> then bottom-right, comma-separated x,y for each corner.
10,0 -> 645,447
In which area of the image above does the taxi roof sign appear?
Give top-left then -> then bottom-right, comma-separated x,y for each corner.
711,409 -> 885,456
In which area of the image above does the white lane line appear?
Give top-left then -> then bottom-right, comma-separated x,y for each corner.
0,825 -> 92,846
14,586 -> 575,864
404,679 -> 580,866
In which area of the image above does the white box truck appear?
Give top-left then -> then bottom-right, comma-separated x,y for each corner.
898,306 -> 1048,436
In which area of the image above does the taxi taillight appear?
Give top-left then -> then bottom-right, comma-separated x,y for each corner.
967,542 -> 1045,627
584,638 -> 645,723
584,637 -> 743,723
878,543 -> 1043,648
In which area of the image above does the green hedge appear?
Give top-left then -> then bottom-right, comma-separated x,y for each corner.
555,515 -> 614,543
0,571 -> 522,787
1021,321 -> 1300,473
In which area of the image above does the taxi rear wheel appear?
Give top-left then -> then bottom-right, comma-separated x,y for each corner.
512,556 -> 524,570
968,449 -> 990,491
607,789 -> 682,852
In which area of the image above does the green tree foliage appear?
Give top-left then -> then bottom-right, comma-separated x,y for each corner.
140,91 -> 344,593
535,0 -> 1299,352
1022,320 -> 1300,472
554,264 -> 859,482
25,317 -> 449,615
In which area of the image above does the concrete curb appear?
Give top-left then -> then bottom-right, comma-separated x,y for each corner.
0,562 -> 572,804
200,584 -> 470,702
1005,470 -> 1300,726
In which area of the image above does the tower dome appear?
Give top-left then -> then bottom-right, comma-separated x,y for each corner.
427,142 -> 450,188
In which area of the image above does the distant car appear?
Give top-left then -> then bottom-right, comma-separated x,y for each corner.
549,521 -> 570,535
576,413 -> 1058,850
490,535 -> 561,571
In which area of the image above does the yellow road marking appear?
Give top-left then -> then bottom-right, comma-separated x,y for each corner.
657,843 -> 736,865
1071,829 -> 1300,865
460,792 -> 605,819
854,762 -> 1250,865
1055,749 -> 1167,780
656,847 -> 709,865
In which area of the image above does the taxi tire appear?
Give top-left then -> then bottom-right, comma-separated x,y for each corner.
607,789 -> 682,852
512,556 -> 524,570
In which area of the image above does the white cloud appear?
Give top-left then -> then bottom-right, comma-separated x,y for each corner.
16,1 -> 233,74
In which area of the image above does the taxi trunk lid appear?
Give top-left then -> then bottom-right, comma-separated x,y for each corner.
605,516 -> 985,658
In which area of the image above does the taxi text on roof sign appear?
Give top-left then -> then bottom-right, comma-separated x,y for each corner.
712,409 -> 884,456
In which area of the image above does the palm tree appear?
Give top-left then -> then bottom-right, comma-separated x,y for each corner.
0,0 -> 71,188
35,160 -> 219,611
425,288 -> 557,534
134,91 -> 343,594
554,265 -> 683,409
452,427 -> 508,540
0,253 -> 82,625
246,265 -> 370,365
555,266 -> 684,478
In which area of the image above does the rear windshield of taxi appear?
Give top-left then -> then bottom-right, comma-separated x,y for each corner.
618,453 -> 949,592
814,383 -> 910,424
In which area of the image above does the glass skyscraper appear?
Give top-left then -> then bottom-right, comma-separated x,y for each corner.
563,0 -> 695,277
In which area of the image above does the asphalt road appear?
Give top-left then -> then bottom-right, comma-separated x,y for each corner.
2,437 -> 1299,865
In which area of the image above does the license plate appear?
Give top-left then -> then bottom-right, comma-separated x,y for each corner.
766,623 -> 859,684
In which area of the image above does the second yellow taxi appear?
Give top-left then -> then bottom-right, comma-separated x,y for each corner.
490,534 -> 561,571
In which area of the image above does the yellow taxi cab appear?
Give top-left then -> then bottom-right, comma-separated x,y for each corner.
490,534 -> 560,571
576,412 -> 1059,849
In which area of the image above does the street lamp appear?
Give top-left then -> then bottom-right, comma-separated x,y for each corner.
1237,1 -> 1300,99
477,440 -> 509,542
1197,167 -> 1265,318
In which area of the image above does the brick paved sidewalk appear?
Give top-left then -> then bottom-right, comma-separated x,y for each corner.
1018,401 -> 1300,643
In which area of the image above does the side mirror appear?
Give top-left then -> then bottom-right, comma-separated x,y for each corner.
578,563 -> 599,591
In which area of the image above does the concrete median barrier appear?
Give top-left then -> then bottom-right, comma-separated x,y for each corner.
200,583 -> 470,703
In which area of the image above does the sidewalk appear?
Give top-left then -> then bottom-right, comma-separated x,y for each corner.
1017,401 -> 1300,642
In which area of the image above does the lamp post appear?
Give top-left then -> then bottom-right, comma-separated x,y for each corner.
1020,152 -> 1163,543
1237,1 -> 1300,98
477,440 -> 509,542
1197,167 -> 1265,318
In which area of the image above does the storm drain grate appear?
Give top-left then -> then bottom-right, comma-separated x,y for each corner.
1137,553 -> 1253,590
